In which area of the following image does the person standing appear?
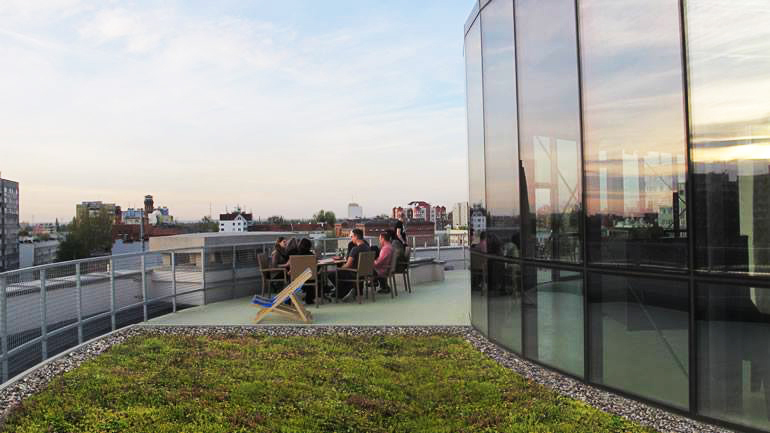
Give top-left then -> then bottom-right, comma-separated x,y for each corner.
395,211 -> 408,246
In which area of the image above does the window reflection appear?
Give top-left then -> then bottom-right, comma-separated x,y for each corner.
516,0 -> 582,263
488,260 -> 522,353
482,0 -> 520,259
687,1 -> 770,275
466,19 -> 488,334
698,282 -> 770,431
580,0 -> 688,268
589,273 -> 689,409
523,266 -> 584,377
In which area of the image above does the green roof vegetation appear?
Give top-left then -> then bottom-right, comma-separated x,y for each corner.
4,334 -> 656,432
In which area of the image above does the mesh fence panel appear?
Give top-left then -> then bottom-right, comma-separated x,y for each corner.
204,247 -> 235,304
47,327 -> 79,359
45,263 -> 77,334
175,250 -> 203,309
235,246 -> 261,296
8,341 -> 41,379
112,255 -> 142,311
80,259 -> 111,323
6,269 -> 42,352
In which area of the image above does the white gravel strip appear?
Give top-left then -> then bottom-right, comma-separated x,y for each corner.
0,324 -> 734,433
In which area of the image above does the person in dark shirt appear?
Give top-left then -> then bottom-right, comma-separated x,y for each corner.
333,228 -> 371,300
395,211 -> 408,246
297,238 -> 313,256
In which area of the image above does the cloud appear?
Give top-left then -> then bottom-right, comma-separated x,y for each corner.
0,1 -> 469,222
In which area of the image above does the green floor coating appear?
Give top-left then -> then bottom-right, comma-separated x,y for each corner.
146,270 -> 470,326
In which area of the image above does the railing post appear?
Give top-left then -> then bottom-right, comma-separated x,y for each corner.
436,234 -> 441,260
40,269 -> 47,360
201,248 -> 207,305
76,263 -> 83,345
231,246 -> 237,300
1,275 -> 8,382
141,255 -> 148,322
462,242 -> 467,270
110,258 -> 116,331
171,252 -> 177,313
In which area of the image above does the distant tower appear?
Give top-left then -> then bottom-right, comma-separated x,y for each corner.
144,195 -> 154,214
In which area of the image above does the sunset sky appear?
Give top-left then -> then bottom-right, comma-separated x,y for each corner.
1,0 -> 472,222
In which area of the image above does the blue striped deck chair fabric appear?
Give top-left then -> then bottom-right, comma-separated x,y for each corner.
252,268 -> 313,324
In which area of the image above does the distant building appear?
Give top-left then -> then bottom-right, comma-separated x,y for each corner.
112,224 -> 184,242
122,208 -> 144,225
470,207 -> 487,235
76,201 -> 119,223
149,207 -> 174,226
219,209 -> 253,232
452,202 -> 469,228
348,203 -> 363,219
249,223 -> 326,233
19,240 -> 60,268
0,176 -> 20,271
354,219 -> 436,246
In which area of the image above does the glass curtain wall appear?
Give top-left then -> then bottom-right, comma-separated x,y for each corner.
465,19 -> 488,335
481,0 -> 522,353
588,273 -> 689,409
464,0 -> 770,429
580,0 -> 688,268
688,2 -> 770,429
687,1 -> 770,276
516,0 -> 582,264
698,282 -> 770,431
523,266 -> 584,377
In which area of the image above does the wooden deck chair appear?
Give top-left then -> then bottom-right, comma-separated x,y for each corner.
252,268 -> 313,324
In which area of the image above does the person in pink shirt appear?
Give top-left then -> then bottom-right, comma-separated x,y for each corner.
374,231 -> 394,294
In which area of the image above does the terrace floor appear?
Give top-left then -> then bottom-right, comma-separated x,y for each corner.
146,269 -> 470,326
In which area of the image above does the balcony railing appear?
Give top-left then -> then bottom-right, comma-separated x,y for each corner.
0,234 -> 469,385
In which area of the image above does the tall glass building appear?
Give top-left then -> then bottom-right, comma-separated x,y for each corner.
464,0 -> 770,431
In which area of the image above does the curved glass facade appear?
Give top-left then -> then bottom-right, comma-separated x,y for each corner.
464,0 -> 770,431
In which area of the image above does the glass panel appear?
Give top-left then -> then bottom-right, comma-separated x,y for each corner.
482,0 -> 520,259
687,1 -> 770,276
488,259 -> 522,353
466,19 -> 487,334
588,274 -> 689,409
697,282 -> 770,430
523,266 -> 583,377
516,0 -> 582,263
580,0 -> 688,268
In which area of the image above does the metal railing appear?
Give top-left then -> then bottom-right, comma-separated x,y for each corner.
0,233 -> 469,385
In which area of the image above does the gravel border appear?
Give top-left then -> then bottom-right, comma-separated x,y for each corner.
0,324 -> 734,433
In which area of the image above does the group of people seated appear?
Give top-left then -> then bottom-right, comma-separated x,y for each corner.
268,224 -> 408,305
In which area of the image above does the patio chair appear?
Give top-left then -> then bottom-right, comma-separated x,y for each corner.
336,251 -> 375,304
258,253 -> 287,296
288,255 -> 320,308
381,245 -> 400,299
252,268 -> 313,324
392,247 -> 412,294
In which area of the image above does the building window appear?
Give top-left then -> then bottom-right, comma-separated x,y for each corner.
580,0 -> 688,268
687,1 -> 770,277
516,0 -> 582,263
523,265 -> 584,377
481,0 -> 520,259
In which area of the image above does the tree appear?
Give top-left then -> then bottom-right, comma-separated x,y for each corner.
312,210 -> 336,225
56,210 -> 114,262
267,215 -> 285,224
198,216 -> 219,232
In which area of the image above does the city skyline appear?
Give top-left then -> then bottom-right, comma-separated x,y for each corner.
1,0 -> 471,222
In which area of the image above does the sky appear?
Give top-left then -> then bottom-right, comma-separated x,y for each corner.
0,0 -> 473,223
